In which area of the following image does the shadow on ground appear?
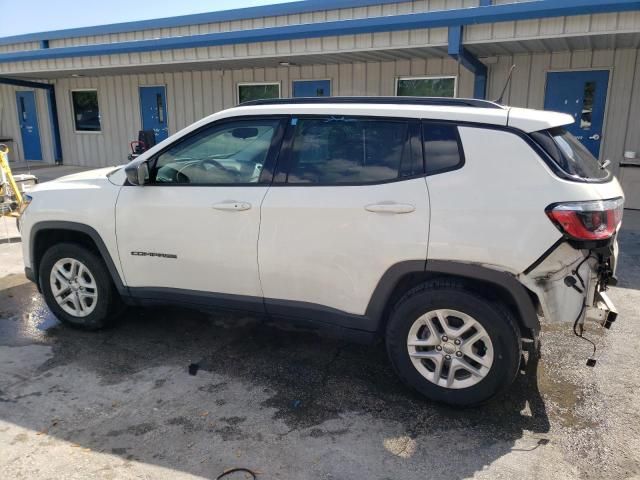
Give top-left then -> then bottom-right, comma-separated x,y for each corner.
0,275 -> 556,479
15,213 -> 640,478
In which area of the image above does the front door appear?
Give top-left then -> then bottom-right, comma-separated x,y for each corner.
544,70 -> 609,158
115,117 -> 285,311
292,80 -> 331,97
139,86 -> 169,144
15,91 -> 43,161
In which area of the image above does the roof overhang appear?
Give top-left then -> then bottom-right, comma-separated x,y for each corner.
0,0 -> 639,65
3,29 -> 638,80
0,0 -> 412,46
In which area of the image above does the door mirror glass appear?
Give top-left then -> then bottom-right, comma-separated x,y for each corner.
125,161 -> 149,186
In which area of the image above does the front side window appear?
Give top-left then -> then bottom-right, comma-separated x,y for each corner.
423,123 -> 464,174
71,90 -> 101,132
286,117 -> 409,184
530,127 -> 610,181
152,119 -> 280,185
237,83 -> 280,104
396,77 -> 456,98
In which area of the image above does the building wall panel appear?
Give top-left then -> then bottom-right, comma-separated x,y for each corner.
37,0 -> 480,51
1,58 -> 467,166
2,10 -> 638,78
486,48 -> 640,173
2,48 -> 638,173
0,41 -> 40,54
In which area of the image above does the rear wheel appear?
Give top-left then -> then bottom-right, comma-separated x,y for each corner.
39,243 -> 120,330
386,279 -> 521,406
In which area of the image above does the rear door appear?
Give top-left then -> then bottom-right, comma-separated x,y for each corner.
258,116 -> 429,323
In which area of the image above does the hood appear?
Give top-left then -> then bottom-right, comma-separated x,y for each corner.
50,166 -> 121,183
31,166 -> 123,193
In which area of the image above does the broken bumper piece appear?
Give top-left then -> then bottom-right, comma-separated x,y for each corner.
586,290 -> 618,329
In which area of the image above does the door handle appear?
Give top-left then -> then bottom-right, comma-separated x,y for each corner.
589,134 -> 601,141
212,201 -> 252,211
365,202 -> 415,214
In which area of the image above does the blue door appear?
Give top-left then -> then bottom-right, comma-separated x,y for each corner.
292,80 -> 331,98
544,70 -> 609,158
15,91 -> 43,161
139,86 -> 169,143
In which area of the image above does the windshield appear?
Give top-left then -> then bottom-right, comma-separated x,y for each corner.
530,127 -> 610,181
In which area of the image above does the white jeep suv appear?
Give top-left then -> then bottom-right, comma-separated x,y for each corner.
19,97 -> 623,406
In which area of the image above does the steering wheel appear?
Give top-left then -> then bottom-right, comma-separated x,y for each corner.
200,159 -> 239,176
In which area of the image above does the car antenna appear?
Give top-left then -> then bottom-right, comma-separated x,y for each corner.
494,64 -> 516,105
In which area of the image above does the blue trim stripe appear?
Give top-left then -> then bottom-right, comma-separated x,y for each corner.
0,0 -> 639,63
0,0 -> 411,46
0,77 -> 51,89
46,88 -> 63,162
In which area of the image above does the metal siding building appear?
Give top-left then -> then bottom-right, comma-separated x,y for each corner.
0,0 -> 639,174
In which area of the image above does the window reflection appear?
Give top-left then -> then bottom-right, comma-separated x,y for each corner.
153,120 -> 279,184
423,124 -> 462,174
287,118 -> 408,184
396,77 -> 456,97
580,81 -> 595,130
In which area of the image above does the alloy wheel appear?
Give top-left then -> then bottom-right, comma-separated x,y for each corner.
406,309 -> 494,389
49,258 -> 98,317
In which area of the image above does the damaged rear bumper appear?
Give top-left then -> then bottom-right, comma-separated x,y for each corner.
586,290 -> 618,329
518,238 -> 618,329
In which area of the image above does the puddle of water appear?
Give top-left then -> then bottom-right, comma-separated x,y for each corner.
536,362 -> 594,429
0,280 -> 60,345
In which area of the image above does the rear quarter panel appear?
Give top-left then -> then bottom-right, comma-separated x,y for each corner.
426,126 -> 623,274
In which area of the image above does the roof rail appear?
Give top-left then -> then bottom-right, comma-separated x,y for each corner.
239,96 -> 505,109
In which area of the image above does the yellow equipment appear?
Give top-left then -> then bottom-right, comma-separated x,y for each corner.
0,144 -> 37,221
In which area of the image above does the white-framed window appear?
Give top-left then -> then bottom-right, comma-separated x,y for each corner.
237,82 -> 281,104
395,76 -> 457,98
71,89 -> 101,132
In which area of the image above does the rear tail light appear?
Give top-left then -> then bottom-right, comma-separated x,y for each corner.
546,197 -> 624,241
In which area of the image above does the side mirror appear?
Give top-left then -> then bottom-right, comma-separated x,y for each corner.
125,162 -> 149,186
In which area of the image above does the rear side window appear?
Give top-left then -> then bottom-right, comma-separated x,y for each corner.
286,117 -> 409,184
530,127 -> 610,181
423,123 -> 464,175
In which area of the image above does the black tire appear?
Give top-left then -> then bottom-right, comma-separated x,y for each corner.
39,242 -> 121,330
385,279 -> 521,406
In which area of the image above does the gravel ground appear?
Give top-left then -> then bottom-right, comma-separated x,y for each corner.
0,209 -> 639,480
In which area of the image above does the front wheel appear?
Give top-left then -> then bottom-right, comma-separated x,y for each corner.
385,280 -> 521,406
39,242 -> 121,330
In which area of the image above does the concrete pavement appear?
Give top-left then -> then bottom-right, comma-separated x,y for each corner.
1,208 -> 639,479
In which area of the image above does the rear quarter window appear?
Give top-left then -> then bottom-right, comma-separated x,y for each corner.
530,127 -> 610,181
423,123 -> 464,175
